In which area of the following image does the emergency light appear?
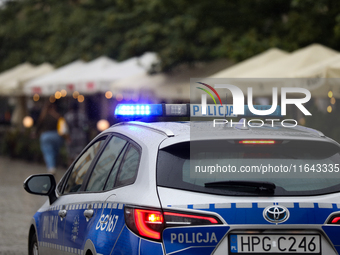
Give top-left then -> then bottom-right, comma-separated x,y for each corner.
115,104 -> 162,116
114,104 -> 189,117
114,104 -> 282,118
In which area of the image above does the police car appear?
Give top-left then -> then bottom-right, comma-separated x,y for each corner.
24,103 -> 340,255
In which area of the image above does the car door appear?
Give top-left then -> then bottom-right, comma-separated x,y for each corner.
62,134 -> 130,255
92,142 -> 141,255
35,136 -> 107,255
46,136 -> 107,254
34,187 -> 66,255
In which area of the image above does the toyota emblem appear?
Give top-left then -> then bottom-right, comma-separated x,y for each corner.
263,205 -> 289,224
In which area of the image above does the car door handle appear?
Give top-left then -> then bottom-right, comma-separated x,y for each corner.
58,209 -> 67,220
84,209 -> 94,222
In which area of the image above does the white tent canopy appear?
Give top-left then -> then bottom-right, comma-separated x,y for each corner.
72,52 -> 160,94
101,56 -> 150,80
328,63 -> 340,78
0,63 -> 54,126
112,59 -> 232,102
112,72 -> 166,102
71,56 -> 117,79
24,53 -> 159,96
0,63 -> 36,94
97,52 -> 159,81
288,54 -> 340,98
290,54 -> 340,78
24,60 -> 86,95
1,63 -> 54,95
238,44 -> 339,78
53,56 -> 118,94
210,48 -> 289,78
60,56 -> 117,84
200,44 -> 340,98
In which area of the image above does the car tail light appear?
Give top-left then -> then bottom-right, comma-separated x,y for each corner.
124,207 -> 221,241
327,215 -> 340,224
125,208 -> 164,240
239,140 -> 276,144
164,212 -> 219,226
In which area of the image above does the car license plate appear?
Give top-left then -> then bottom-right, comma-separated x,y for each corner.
229,234 -> 320,254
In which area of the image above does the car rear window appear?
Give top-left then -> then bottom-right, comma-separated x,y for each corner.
157,140 -> 340,196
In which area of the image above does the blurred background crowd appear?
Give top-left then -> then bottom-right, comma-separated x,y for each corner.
1,0 -> 340,168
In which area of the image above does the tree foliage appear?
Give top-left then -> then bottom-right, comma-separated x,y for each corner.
0,0 -> 340,72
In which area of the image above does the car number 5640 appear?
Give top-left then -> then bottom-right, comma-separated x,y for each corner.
229,234 -> 320,254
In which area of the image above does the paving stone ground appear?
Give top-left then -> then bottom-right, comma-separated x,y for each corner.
0,156 -> 66,255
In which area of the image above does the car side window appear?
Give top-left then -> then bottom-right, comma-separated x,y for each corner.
63,138 -> 106,194
86,136 -> 127,192
115,145 -> 141,187
104,145 -> 128,190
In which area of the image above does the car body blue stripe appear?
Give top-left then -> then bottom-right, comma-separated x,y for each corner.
167,202 -> 339,224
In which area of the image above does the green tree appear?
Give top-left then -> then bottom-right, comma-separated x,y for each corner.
0,0 -> 340,71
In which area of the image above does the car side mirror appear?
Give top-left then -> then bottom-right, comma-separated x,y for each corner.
23,174 -> 57,204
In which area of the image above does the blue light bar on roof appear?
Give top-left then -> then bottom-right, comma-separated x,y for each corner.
115,104 -> 163,117
114,104 -> 282,118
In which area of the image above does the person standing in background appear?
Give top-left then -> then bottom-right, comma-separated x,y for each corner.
64,101 -> 89,164
36,101 -> 64,174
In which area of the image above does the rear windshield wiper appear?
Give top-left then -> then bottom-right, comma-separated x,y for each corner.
204,180 -> 276,193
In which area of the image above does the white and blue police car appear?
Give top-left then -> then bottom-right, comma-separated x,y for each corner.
24,104 -> 340,255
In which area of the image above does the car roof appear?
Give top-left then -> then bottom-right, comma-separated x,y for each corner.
106,120 -> 338,148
